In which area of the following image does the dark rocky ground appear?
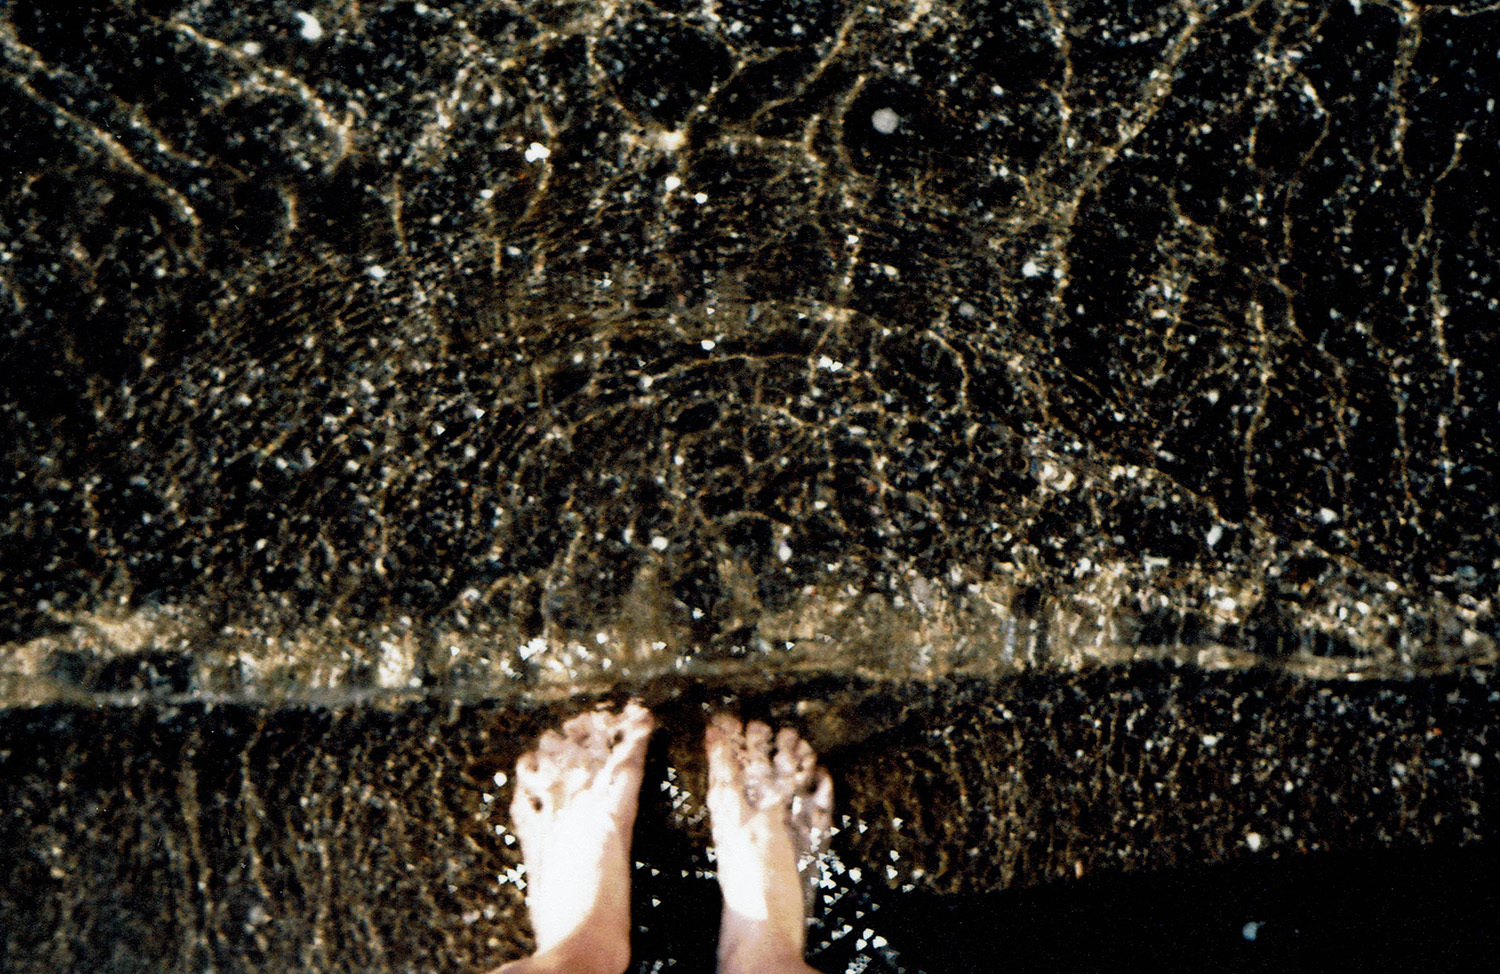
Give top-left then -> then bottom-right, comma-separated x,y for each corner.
2,1 -> 1497,970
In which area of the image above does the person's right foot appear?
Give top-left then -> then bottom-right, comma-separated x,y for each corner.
494,702 -> 654,974
705,715 -> 833,974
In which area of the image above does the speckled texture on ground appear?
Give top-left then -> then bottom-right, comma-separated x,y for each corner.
2,1 -> 1498,971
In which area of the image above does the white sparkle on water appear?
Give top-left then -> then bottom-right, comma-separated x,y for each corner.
294,11 -> 323,41
871,108 -> 900,134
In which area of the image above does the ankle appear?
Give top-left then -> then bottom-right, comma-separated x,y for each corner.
717,936 -> 809,974
500,935 -> 630,974
719,950 -> 817,974
552,936 -> 630,974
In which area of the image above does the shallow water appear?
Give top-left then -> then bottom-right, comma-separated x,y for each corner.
3,664 -> 1495,972
2,1 -> 1498,970
2,0 -> 1496,705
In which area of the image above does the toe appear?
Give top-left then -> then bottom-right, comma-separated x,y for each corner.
614,706 -> 655,746
744,720 -> 773,761
510,784 -> 544,823
706,716 -> 744,791
537,728 -> 568,759
561,709 -> 605,749
790,769 -> 833,842
621,699 -> 652,726
512,754 -> 549,821
804,767 -> 834,812
741,721 -> 777,806
708,713 -> 743,743
515,750 -> 545,789
773,728 -> 815,781
603,712 -> 655,779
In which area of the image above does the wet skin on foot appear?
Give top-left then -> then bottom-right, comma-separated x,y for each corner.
493,702 -> 654,974
705,714 -> 834,974
488,707 -> 832,974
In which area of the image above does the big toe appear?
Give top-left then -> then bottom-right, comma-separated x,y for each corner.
706,714 -> 742,757
511,753 -> 548,819
536,728 -> 569,762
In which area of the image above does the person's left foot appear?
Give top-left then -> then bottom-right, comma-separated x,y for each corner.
706,715 -> 834,974
494,701 -> 655,974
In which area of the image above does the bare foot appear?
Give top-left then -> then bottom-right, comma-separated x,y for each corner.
493,702 -> 655,974
706,715 -> 834,974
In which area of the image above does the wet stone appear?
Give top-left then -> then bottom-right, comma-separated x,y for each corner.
1,0 -> 1498,971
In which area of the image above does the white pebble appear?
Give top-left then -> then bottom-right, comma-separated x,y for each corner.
871,107 -> 900,134
293,11 -> 323,41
